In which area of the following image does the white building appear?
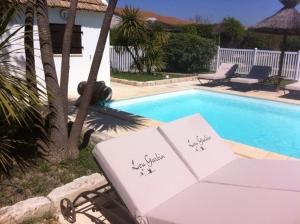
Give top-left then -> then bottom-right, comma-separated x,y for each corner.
10,0 -> 110,98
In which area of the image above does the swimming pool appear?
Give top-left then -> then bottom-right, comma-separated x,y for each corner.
108,90 -> 300,158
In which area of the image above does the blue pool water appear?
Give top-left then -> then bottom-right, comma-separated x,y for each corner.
108,90 -> 300,158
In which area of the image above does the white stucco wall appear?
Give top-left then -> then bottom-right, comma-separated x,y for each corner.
9,7 -> 110,99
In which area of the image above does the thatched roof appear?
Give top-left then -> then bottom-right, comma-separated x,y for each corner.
250,1 -> 300,35
20,0 -> 107,12
250,8 -> 300,35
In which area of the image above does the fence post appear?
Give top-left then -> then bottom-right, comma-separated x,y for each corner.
216,46 -> 221,70
252,48 -> 258,66
296,51 -> 300,80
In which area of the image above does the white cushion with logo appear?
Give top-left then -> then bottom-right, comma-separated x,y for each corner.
93,128 -> 197,221
158,114 -> 236,180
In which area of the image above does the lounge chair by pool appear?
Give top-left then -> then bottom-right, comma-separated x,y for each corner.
197,63 -> 238,85
230,65 -> 272,87
284,81 -> 300,93
61,114 -> 300,224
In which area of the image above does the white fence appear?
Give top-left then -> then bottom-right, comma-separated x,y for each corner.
110,46 -> 140,72
110,46 -> 300,80
214,47 -> 300,80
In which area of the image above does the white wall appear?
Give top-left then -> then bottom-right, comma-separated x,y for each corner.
9,7 -> 110,99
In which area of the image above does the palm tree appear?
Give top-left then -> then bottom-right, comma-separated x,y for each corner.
143,22 -> 169,74
68,0 -> 118,154
115,6 -> 146,72
36,0 -> 69,163
0,6 -> 47,175
114,7 -> 170,74
24,0 -> 38,99
60,0 -> 79,123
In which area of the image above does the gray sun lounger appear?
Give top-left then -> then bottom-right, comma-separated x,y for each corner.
230,65 -> 272,86
197,63 -> 238,85
84,114 -> 300,224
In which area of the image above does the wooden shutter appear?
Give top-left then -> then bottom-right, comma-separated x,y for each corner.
50,24 -> 82,54
71,25 -> 82,54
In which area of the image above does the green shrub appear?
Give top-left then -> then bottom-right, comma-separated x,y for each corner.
163,33 -> 217,73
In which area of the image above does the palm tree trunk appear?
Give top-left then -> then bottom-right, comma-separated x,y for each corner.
24,0 -> 38,98
60,0 -> 79,122
68,0 -> 118,156
36,0 -> 68,163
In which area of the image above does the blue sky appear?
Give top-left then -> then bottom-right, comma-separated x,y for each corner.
116,0 -> 292,25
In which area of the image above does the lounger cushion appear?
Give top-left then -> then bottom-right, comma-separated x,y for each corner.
158,114 -> 236,180
285,82 -> 300,91
198,73 -> 226,80
93,128 -> 197,219
146,182 -> 300,224
198,63 -> 237,80
230,77 -> 260,84
204,158 -> 300,192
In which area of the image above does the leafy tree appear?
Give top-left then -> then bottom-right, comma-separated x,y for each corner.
240,31 -> 268,49
218,17 -> 245,48
163,33 -> 217,73
286,36 -> 300,51
181,24 -> 216,40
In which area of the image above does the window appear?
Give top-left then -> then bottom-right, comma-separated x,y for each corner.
50,24 -> 83,54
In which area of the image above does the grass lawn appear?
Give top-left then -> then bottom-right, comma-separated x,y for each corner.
111,71 -> 191,82
0,144 -> 98,208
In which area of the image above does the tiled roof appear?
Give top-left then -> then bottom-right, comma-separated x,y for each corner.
115,8 -> 193,26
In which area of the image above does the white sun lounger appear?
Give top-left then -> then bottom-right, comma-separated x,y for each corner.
197,63 -> 238,84
159,114 -> 300,191
284,81 -> 300,93
93,114 -> 300,224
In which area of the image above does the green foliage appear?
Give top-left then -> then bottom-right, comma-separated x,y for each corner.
218,17 -> 245,48
286,36 -> 300,51
142,23 -> 169,73
240,31 -> 268,49
114,7 -> 147,49
113,6 -> 169,74
0,6 -> 47,176
163,33 -> 217,73
181,24 -> 216,40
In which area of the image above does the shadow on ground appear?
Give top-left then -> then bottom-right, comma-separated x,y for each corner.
280,92 -> 300,100
196,82 -> 280,93
68,101 -> 147,149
